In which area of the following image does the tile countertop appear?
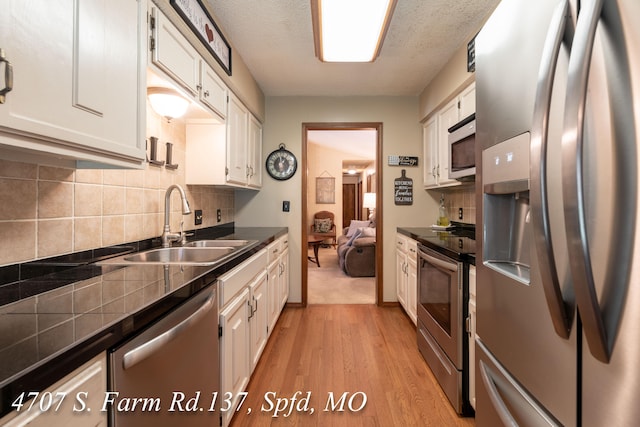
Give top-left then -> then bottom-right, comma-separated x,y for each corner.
397,226 -> 476,264
0,227 -> 287,418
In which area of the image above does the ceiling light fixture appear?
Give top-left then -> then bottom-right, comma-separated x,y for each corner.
147,87 -> 190,122
311,0 -> 397,62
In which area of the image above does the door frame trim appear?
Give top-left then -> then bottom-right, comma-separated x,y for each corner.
301,122 -> 383,306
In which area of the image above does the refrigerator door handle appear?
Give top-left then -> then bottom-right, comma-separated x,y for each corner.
530,0 -> 574,339
561,0 -> 610,362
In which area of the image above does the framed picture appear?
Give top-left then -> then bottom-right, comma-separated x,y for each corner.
316,177 -> 335,204
171,0 -> 232,75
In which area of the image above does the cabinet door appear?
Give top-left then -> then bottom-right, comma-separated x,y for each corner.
150,6 -> 199,96
267,259 -> 280,333
226,93 -> 249,185
437,98 -> 460,186
396,250 -> 407,310
423,116 -> 438,188
459,82 -> 476,120
407,242 -> 418,325
0,0 -> 145,167
0,354 -> 107,427
200,60 -> 228,118
247,115 -> 263,188
249,270 -> 268,372
468,265 -> 477,411
279,247 -> 290,309
220,289 -> 250,427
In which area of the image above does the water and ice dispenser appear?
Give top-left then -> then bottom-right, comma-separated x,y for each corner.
483,133 -> 532,284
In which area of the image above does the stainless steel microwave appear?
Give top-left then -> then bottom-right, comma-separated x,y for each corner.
448,113 -> 476,180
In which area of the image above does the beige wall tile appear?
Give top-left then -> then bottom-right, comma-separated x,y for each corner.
75,184 -> 102,216
38,181 -> 73,219
143,188 -> 161,214
38,219 -> 73,258
102,216 -> 125,247
39,166 -> 74,182
0,178 -> 36,220
0,160 -> 37,179
103,170 -> 125,186
75,169 -> 103,184
125,188 -> 144,214
103,186 -> 126,215
125,214 -> 145,242
0,222 -> 35,265
74,217 -> 101,251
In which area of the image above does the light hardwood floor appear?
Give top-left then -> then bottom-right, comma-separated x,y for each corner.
229,304 -> 475,426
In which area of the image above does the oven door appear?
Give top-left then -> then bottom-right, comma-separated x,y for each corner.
417,244 -> 463,368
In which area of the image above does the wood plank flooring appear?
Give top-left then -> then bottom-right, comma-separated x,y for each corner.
229,304 -> 475,426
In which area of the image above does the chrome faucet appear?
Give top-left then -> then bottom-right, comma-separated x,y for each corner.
161,184 -> 192,248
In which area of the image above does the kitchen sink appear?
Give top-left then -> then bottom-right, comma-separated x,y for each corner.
98,240 -> 258,266
183,239 -> 257,248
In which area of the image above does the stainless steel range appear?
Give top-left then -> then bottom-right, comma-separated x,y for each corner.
411,224 -> 475,415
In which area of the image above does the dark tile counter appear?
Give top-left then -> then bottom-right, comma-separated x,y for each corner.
397,226 -> 476,264
0,226 -> 287,418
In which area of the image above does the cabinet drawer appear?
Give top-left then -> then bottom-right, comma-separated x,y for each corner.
219,249 -> 267,307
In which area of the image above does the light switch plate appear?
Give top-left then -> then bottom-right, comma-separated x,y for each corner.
283,201 -> 290,212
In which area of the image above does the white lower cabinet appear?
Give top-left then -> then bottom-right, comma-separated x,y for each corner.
406,240 -> 418,325
279,243 -> 290,309
249,270 -> 268,371
396,233 -> 418,325
220,288 -> 250,427
219,236 -> 287,427
0,354 -> 107,427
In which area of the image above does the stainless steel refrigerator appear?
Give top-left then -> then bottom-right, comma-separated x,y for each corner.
475,0 -> 640,425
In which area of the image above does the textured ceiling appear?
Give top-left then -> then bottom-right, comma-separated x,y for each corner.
205,0 -> 500,96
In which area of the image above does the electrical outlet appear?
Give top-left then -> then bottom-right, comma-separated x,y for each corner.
216,209 -> 222,222
458,207 -> 463,220
194,209 -> 203,225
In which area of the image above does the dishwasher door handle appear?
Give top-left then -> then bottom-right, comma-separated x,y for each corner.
123,290 -> 216,370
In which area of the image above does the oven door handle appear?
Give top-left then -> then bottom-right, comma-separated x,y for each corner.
420,250 -> 457,272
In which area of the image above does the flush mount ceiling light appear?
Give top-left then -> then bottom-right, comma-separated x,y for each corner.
311,0 -> 397,62
147,87 -> 190,122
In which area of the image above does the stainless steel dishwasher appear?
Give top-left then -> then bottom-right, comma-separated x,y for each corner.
109,286 -> 219,427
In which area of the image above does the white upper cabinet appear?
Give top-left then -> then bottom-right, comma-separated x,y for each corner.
148,5 -> 228,120
423,82 -> 476,189
226,93 -> 250,185
248,114 -> 263,188
0,0 -> 146,168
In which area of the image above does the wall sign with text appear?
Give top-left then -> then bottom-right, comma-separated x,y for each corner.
171,0 -> 232,75
388,156 -> 418,167
394,170 -> 413,206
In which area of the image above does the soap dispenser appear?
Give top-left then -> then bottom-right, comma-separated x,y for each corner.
438,194 -> 449,226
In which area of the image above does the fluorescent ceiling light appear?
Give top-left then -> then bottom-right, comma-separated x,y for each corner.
312,0 -> 397,62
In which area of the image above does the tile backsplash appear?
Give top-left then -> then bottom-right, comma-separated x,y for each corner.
442,186 -> 476,225
0,111 -> 234,267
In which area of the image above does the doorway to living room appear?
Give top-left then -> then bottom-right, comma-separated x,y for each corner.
301,122 -> 382,306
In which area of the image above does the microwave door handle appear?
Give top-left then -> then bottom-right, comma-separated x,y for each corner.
530,0 -> 574,339
562,0 -> 610,362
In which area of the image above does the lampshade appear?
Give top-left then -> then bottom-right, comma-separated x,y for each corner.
363,192 -> 376,209
312,0 -> 397,62
147,87 -> 189,121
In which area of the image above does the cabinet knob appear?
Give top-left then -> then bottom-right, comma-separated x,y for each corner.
204,90 -> 210,97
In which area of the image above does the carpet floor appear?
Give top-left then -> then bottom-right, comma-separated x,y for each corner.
307,246 -> 376,304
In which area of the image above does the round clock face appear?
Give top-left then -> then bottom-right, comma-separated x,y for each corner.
266,148 -> 297,180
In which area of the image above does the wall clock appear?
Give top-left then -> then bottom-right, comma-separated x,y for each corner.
266,144 -> 297,180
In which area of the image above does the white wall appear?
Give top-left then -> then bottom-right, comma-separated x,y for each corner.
235,96 -> 438,303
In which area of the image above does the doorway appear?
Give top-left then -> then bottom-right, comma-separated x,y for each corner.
301,122 -> 383,306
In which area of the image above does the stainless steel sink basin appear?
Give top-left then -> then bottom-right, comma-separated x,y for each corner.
98,239 -> 258,266
183,239 -> 257,248
123,247 -> 234,264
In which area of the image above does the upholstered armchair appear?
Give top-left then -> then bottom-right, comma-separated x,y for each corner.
310,210 -> 337,246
